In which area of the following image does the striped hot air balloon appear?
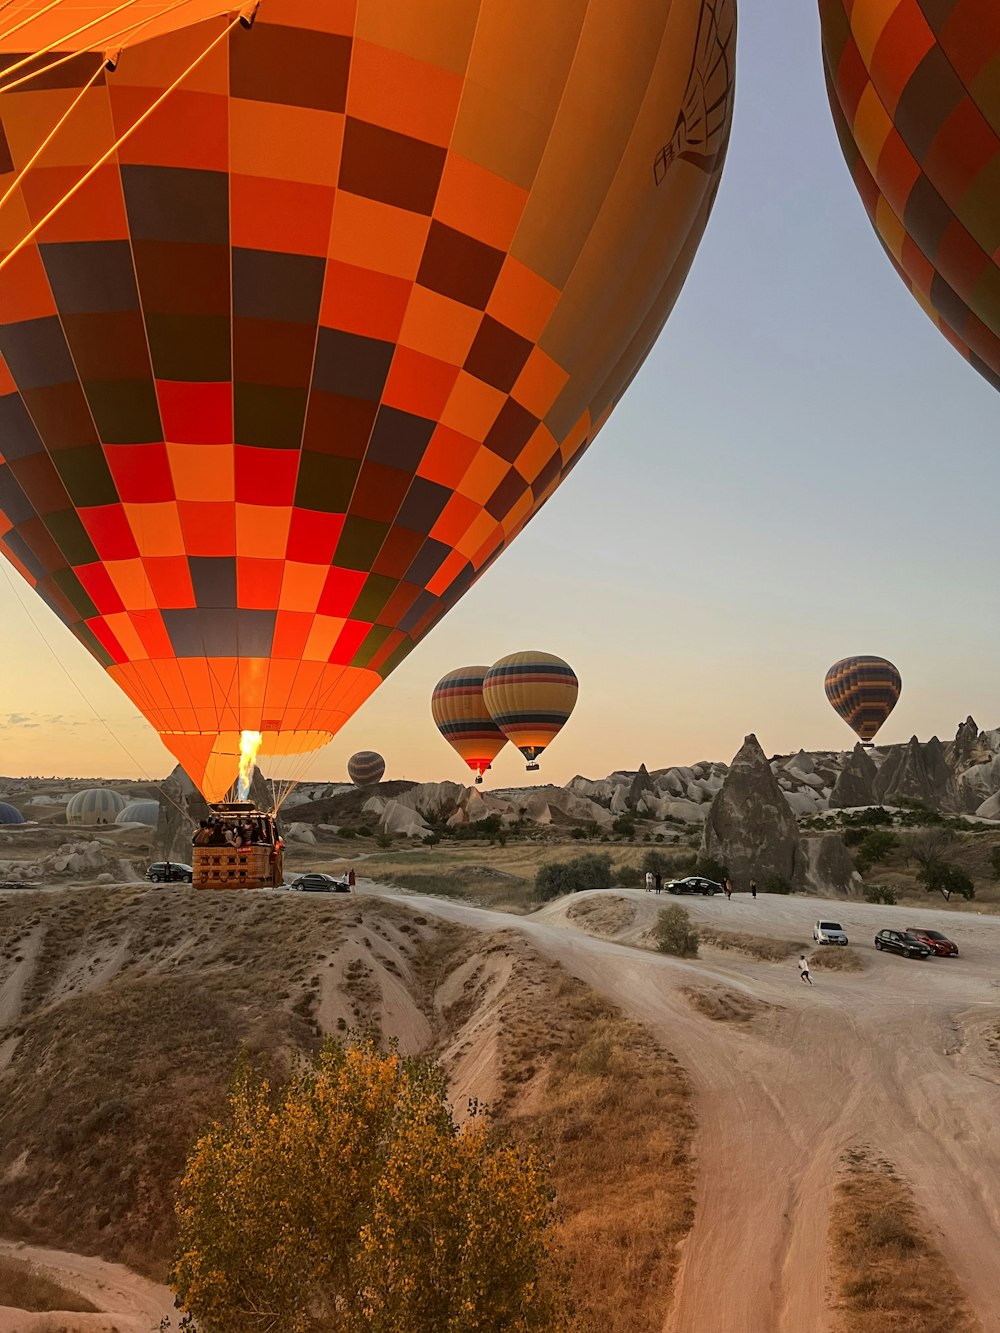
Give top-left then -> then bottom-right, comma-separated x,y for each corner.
347,750 -> 385,788
824,656 -> 902,746
431,665 -> 507,784
482,651 -> 578,771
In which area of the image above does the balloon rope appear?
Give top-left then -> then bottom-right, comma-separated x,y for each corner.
0,59 -> 103,212
0,557 -> 196,831
0,0 -> 201,94
0,0 -> 64,46
0,11 -> 243,275
0,0 -> 146,82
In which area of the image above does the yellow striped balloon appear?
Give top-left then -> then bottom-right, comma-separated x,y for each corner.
483,652 -> 578,771
431,666 -> 508,784
824,657 -> 901,745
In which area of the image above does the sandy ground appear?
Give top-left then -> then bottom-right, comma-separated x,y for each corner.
4,883 -> 998,1332
341,883 -> 1000,1333
0,1240 -> 176,1332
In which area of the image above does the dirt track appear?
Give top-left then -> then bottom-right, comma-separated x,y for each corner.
0,1240 -> 175,1332
357,885 -> 1000,1333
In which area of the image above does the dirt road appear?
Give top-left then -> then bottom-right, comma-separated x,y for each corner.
0,1239 -> 175,1332
356,884 -> 1000,1333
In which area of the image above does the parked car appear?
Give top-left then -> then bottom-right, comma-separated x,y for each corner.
667,877 -> 721,896
905,927 -> 959,957
873,929 -> 931,959
292,873 -> 350,893
813,920 -> 849,945
146,861 -> 192,884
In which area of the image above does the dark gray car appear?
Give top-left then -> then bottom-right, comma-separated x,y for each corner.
874,929 -> 930,959
667,877 -> 721,896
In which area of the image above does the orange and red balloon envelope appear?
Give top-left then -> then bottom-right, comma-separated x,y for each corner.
820,0 -> 1000,392
0,0 -> 735,798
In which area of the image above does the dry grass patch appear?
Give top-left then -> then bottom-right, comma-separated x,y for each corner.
0,889 -> 445,1276
0,1255 -> 97,1313
697,926 -> 803,961
462,933 -> 695,1333
829,1147 -> 980,1332
681,986 -> 774,1023
810,946 -> 865,972
565,894 -> 635,937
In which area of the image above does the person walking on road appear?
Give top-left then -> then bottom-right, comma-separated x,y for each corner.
654,870 -> 663,895
645,870 -> 654,893
724,878 -> 732,901
798,955 -> 812,985
750,879 -> 757,899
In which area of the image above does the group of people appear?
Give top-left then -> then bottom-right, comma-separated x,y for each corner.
192,815 -> 278,849
722,878 -> 757,900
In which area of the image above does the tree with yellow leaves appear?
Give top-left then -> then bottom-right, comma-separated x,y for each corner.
170,1036 -> 569,1332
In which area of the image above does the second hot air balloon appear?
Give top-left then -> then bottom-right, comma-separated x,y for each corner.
347,751 -> 385,788
431,666 -> 507,784
820,0 -> 1000,393
0,0 -> 735,800
824,656 -> 902,746
483,651 -> 578,772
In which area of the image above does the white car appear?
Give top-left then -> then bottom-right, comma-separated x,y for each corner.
813,919 -> 849,946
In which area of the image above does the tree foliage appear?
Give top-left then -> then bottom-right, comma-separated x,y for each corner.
854,829 -> 899,872
919,862 -> 975,903
534,853 -> 611,900
654,905 -> 699,958
904,827 -> 957,875
171,1037 -> 568,1333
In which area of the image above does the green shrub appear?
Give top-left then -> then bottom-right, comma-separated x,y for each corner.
762,873 -> 792,895
863,884 -> 897,905
570,828 -> 587,840
534,853 -> 612,901
614,864 -> 643,888
990,847 -> 1000,880
654,905 -> 699,958
612,814 -> 637,837
854,829 -> 898,871
694,856 -> 729,883
919,862 -> 975,902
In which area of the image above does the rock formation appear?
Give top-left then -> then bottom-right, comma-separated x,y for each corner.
828,744 -> 878,809
873,735 -> 957,810
702,734 -> 806,889
803,832 -> 863,897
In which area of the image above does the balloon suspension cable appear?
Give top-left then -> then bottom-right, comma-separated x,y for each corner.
0,59 -> 104,213
0,9 -> 244,275
0,0 -> 146,82
0,557 -> 196,833
0,0 -> 205,95
0,0 -> 66,47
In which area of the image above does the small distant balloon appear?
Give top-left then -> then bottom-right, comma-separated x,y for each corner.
431,666 -> 508,785
347,752 -> 385,788
483,652 -> 578,772
824,656 -> 901,745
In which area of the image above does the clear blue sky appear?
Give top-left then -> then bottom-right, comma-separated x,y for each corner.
0,0 -> 997,788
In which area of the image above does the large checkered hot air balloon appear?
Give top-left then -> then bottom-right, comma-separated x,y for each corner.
0,0 -> 736,799
820,0 -> 1000,392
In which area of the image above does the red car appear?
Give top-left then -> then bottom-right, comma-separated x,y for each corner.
905,927 -> 958,957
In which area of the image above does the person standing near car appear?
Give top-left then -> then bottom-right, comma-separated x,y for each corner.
724,878 -> 732,901
750,879 -> 757,899
348,867 -> 356,890
645,870 -> 654,893
654,870 -> 662,895
798,955 -> 812,985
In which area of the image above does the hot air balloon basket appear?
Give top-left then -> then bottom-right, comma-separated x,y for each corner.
192,804 -> 281,890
